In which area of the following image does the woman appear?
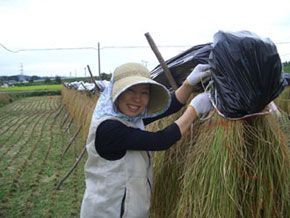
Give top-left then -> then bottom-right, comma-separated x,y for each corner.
80,62 -> 212,218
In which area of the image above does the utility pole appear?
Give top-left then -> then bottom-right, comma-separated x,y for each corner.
19,63 -> 24,82
98,42 -> 101,79
20,63 -> 24,75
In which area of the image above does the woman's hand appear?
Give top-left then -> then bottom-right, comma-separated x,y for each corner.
175,64 -> 211,104
186,64 -> 211,86
175,92 -> 212,135
188,92 -> 213,117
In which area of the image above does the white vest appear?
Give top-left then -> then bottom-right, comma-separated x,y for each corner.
80,116 -> 153,218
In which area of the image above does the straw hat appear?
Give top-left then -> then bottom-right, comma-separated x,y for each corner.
112,63 -> 170,115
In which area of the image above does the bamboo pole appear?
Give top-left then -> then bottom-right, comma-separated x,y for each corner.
87,65 -> 100,92
54,104 -> 65,119
145,32 -> 178,90
56,144 -> 87,190
80,82 -> 88,91
65,117 -> 74,133
62,126 -> 82,157
60,113 -> 70,128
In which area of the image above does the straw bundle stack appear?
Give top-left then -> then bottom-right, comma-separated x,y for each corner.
61,87 -> 99,140
149,107 -> 289,218
177,111 -> 289,218
147,84 -> 289,218
148,108 -> 189,218
148,93 -> 203,218
275,86 -> 290,115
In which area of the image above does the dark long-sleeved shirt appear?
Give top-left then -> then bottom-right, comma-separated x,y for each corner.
95,93 -> 185,160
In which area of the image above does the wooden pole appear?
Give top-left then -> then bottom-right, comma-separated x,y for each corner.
60,113 -> 70,128
65,117 -> 74,133
87,65 -> 100,92
144,32 -> 178,90
80,82 -> 88,91
62,126 -> 82,157
56,144 -> 87,190
54,104 -> 65,119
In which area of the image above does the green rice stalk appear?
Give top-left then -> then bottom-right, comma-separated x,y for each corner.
176,112 -> 289,218
240,114 -> 289,217
277,113 -> 290,149
274,86 -> 290,115
148,108 -> 191,218
148,93 -> 200,218
177,112 -> 242,218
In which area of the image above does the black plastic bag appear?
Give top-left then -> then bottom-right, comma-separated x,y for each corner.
209,31 -> 287,119
150,43 -> 212,91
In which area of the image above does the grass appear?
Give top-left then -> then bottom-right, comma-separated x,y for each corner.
0,84 -> 63,92
0,96 -> 86,218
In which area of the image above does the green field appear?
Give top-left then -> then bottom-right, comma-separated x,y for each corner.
0,84 -> 62,92
0,96 -> 86,218
0,85 -> 62,108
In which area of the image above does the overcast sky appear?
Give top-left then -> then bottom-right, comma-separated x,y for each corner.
0,0 -> 290,77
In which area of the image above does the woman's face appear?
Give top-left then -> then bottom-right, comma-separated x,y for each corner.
116,84 -> 150,117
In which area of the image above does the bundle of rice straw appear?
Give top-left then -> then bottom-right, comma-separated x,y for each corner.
61,87 -> 99,139
274,86 -> 290,141
148,94 -> 199,218
148,92 -> 213,218
149,106 -> 289,218
176,111 -> 289,218
275,86 -> 290,115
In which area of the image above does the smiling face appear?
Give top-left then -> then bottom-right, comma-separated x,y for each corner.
116,84 -> 150,117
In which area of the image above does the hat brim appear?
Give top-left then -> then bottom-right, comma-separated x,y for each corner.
112,76 -> 170,115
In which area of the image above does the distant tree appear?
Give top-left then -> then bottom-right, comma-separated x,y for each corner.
29,78 -> 34,83
100,73 -> 111,81
10,76 -> 19,81
44,77 -> 51,84
283,61 -> 290,73
31,75 -> 39,80
55,76 -> 62,84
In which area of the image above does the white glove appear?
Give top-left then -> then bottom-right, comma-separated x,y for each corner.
188,92 -> 212,117
186,64 -> 211,86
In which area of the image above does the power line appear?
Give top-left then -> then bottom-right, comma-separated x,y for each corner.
1,42 -> 289,56
0,44 -> 99,53
0,43 -> 16,53
100,45 -> 191,49
0,43 -> 192,53
276,41 -> 290,44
